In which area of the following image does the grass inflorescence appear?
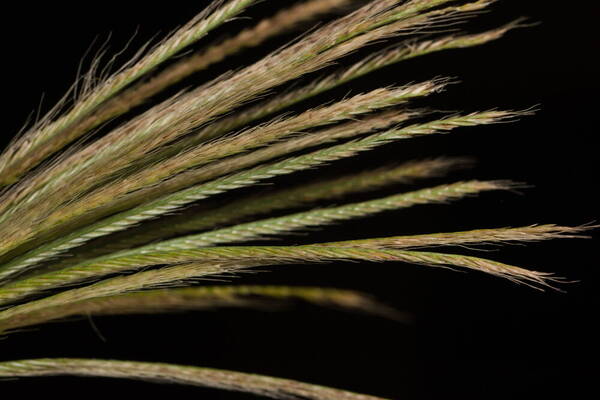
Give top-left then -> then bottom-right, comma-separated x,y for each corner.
0,1 -> 592,398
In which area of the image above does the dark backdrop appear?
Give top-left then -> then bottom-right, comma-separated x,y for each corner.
1,1 -> 598,399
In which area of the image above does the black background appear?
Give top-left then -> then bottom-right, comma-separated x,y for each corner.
1,1 -> 598,398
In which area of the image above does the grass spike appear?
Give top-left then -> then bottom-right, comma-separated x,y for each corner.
0,2 -> 587,397
0,0 -> 257,186
44,81 -> 445,228
322,225 -> 594,249
0,111 -> 519,279
167,21 -> 519,150
0,358 -> 390,400
0,0 -> 493,233
0,285 -> 396,333
124,180 -> 512,252
48,156 -> 466,267
0,240 -> 553,311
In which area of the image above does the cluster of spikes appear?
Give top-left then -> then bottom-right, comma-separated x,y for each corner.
0,1 -> 591,398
